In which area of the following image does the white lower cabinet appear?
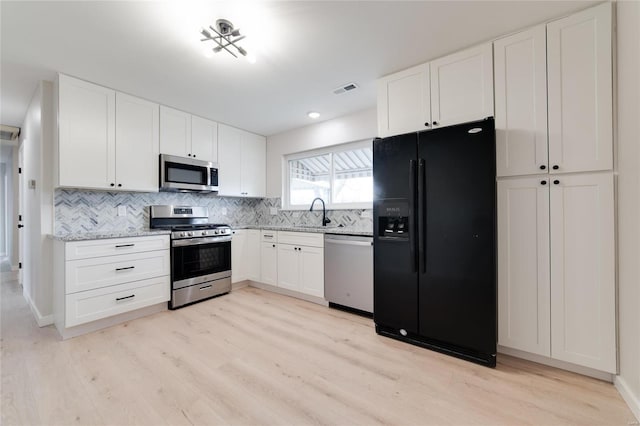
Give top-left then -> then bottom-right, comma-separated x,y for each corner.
231,229 -> 260,283
498,172 -> 615,373
277,232 -> 324,298
54,235 -> 170,335
260,242 -> 278,286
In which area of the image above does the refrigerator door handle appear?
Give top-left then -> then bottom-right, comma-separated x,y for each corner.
409,159 -> 417,273
418,158 -> 426,274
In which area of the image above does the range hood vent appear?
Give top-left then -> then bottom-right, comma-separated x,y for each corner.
0,125 -> 20,141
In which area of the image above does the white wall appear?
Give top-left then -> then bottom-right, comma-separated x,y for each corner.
265,108 -> 377,198
20,81 -> 54,325
615,0 -> 640,420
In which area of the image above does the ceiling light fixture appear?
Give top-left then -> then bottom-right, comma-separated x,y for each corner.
200,19 -> 251,61
308,111 -> 320,119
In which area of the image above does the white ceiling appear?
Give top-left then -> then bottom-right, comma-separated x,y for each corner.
1,1 -> 597,136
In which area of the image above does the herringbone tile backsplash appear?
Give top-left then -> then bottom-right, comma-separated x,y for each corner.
54,190 -> 373,235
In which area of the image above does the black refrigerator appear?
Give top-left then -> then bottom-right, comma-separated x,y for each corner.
373,117 -> 496,367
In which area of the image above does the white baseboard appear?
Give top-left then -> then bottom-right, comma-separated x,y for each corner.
23,290 -> 54,327
498,345 -> 614,382
615,376 -> 640,422
248,281 -> 328,306
232,280 -> 250,290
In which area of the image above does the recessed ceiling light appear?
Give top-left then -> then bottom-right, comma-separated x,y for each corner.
246,53 -> 257,64
308,111 -> 320,119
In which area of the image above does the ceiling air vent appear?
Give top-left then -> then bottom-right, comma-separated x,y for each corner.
0,125 -> 20,141
333,82 -> 359,95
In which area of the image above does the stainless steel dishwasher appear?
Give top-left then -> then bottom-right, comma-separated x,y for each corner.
324,234 -> 373,315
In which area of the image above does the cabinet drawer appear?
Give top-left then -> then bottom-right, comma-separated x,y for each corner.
277,231 -> 324,248
65,250 -> 170,294
261,230 -> 277,242
65,276 -> 170,327
65,235 -> 169,260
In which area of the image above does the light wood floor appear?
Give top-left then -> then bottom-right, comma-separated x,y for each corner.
1,276 -> 636,426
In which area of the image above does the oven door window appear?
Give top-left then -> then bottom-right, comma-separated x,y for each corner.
165,161 -> 208,186
172,241 -> 231,282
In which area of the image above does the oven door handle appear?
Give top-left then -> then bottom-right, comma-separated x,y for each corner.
172,236 -> 232,247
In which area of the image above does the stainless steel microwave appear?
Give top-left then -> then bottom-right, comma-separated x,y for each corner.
159,154 -> 219,193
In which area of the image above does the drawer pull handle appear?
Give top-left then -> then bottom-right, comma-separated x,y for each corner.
115,294 -> 135,302
115,244 -> 135,248
200,285 -> 213,290
115,266 -> 135,271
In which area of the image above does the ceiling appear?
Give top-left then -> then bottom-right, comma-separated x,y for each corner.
1,1 -> 597,136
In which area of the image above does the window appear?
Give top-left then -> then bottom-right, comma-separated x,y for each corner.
284,140 -> 373,210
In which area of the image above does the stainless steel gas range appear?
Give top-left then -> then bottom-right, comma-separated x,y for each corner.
150,205 -> 231,309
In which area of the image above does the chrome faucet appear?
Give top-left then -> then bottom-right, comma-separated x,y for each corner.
310,197 -> 331,227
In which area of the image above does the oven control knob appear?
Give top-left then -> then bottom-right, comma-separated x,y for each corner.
214,230 -> 220,235
180,232 -> 186,237
187,232 -> 193,237
201,230 -> 207,236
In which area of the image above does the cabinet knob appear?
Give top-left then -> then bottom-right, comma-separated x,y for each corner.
541,180 -> 547,185
552,165 -> 559,170
432,121 -> 439,126
188,153 -> 192,157
424,122 -> 430,127
272,244 -> 275,248
553,180 -> 560,185
540,165 -> 546,170
110,183 -> 115,187
117,183 -> 122,187
193,154 -> 196,158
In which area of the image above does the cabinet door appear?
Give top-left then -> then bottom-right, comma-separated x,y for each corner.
115,93 -> 159,192
217,124 -> 243,196
497,177 -> 550,356
550,172 -> 615,373
260,242 -> 278,285
494,27 -> 548,177
58,74 -> 115,189
191,115 -> 218,163
245,230 -> 261,281
299,246 -> 324,298
160,106 -> 191,158
377,63 -> 430,138
231,230 -> 247,283
430,43 -> 494,128
547,3 -> 613,174
277,244 -> 299,291
240,132 -> 266,197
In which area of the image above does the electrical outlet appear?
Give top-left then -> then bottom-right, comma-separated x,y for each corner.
269,207 -> 278,215
361,210 -> 373,219
117,205 -> 127,217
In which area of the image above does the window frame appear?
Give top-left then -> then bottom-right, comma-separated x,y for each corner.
282,139 -> 373,211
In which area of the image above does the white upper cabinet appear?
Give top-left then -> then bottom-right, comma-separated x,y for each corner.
115,93 -> 159,192
377,42 -> 493,137
497,177 -> 550,356
58,75 -> 159,192
377,63 -> 431,138
218,123 -> 266,198
430,43 -> 494,128
160,106 -> 219,163
58,74 -> 116,189
159,106 -> 192,158
218,124 -> 243,196
549,172 -> 615,373
241,132 -> 266,197
191,115 -> 218,163
547,3 -> 613,174
494,26 -> 549,177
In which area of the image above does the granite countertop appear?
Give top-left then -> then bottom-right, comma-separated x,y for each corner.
49,229 -> 171,242
234,225 -> 373,237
